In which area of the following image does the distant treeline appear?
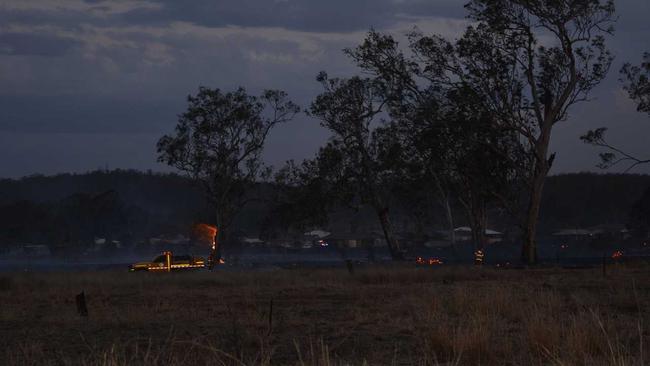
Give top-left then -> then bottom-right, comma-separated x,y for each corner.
0,169 -> 649,251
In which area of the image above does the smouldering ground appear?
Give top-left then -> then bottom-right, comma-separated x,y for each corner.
1,263 -> 648,365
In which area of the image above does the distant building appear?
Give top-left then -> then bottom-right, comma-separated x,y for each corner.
241,237 -> 265,246
423,239 -> 450,248
302,229 -> 332,248
587,224 -> 631,240
303,230 -> 331,239
327,234 -> 384,249
453,227 -> 503,244
145,234 -> 194,254
552,228 -> 593,237
150,234 -> 190,246
552,225 -> 631,244
22,244 -> 52,258
89,238 -> 122,253
328,238 -> 360,248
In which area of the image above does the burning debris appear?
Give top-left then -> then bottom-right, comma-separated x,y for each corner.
611,250 -> 623,260
416,257 -> 443,265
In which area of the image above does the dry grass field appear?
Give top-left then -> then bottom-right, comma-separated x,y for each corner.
1,263 -> 649,365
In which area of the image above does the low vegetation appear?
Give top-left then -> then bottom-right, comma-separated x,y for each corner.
1,263 -> 649,365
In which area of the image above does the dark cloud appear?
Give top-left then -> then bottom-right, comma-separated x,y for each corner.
0,32 -> 79,56
119,0 -> 463,33
0,0 -> 648,178
0,0 -> 463,34
0,95 -> 181,134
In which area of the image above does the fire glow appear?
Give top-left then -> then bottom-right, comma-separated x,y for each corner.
194,223 -> 221,268
416,257 -> 443,265
195,223 -> 218,250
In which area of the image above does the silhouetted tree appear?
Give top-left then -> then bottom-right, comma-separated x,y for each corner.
262,159 -> 330,240
1,171 -> 649,254
0,201 -> 52,247
629,185 -> 650,239
157,87 -> 299,253
372,123 -> 441,242
308,73 -> 405,259
582,52 -> 650,171
622,52 -> 650,115
55,190 -> 129,251
346,30 -> 528,253
439,86 -> 527,251
344,31 -> 461,247
391,0 -> 615,264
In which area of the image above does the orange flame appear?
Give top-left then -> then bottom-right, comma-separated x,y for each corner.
194,223 -> 218,249
416,256 -> 443,265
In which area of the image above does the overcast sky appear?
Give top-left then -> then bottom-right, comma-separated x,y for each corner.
1,0 -> 649,178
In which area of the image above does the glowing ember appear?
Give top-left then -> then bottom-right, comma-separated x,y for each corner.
611,250 -> 623,259
416,256 -> 443,265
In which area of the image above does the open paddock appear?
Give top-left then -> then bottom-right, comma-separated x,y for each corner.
1,263 -> 648,365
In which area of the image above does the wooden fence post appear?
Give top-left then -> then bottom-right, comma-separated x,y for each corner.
76,291 -> 88,317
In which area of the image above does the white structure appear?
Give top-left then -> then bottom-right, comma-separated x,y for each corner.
552,229 -> 593,237
241,237 -> 264,245
303,229 -> 331,238
18,244 -> 51,257
453,226 -> 503,243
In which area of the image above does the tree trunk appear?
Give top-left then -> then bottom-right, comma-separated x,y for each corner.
466,199 -> 487,252
473,210 -> 487,252
522,171 -> 545,264
523,125 -> 552,265
209,209 -> 225,268
377,207 -> 404,260
444,198 -> 456,247
432,173 -> 455,247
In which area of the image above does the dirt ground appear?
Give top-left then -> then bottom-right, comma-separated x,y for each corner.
1,262 -> 648,365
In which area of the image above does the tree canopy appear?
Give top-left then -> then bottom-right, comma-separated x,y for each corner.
157,87 -> 299,251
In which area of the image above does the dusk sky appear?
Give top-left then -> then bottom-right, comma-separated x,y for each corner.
1,0 -> 649,178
